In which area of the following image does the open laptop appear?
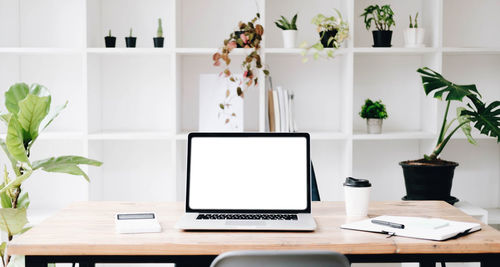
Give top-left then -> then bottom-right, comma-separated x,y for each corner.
176,132 -> 316,231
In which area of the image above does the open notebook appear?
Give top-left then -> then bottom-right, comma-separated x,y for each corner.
341,215 -> 481,241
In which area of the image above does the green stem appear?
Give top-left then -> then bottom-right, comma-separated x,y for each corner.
429,120 -> 469,160
437,100 -> 451,146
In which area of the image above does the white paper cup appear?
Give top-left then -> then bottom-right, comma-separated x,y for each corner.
343,177 -> 371,217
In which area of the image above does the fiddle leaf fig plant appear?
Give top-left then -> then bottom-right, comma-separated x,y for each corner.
0,83 -> 102,267
417,67 -> 500,160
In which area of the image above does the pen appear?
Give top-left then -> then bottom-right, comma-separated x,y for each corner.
371,219 -> 405,229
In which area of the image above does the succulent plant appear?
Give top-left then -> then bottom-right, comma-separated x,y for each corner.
157,18 -> 163,38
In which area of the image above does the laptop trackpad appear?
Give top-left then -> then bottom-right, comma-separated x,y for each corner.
225,221 -> 266,226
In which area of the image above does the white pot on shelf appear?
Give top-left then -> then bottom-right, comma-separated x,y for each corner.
366,118 -> 383,134
282,30 -> 297,48
404,28 -> 425,48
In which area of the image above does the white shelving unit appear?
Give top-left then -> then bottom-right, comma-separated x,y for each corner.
0,0 -> 498,220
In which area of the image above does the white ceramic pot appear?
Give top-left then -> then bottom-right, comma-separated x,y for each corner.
366,118 -> 383,134
282,30 -> 297,49
404,28 -> 425,48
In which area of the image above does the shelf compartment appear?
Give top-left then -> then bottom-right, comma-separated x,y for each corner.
443,0 -> 500,48
353,131 -> 435,140
88,131 -> 173,140
265,0 -> 348,49
87,48 -> 172,55
353,54 -> 437,134
265,53 -> 349,133
354,0 -> 439,48
443,47 -> 500,55
353,47 -> 437,55
88,140 -> 175,201
87,0 -> 173,48
87,54 -> 173,133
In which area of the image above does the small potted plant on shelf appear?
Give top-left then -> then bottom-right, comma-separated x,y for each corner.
361,4 -> 395,47
404,12 -> 425,48
301,9 -> 349,61
125,28 -> 137,48
105,29 -> 116,48
275,13 -> 298,48
400,67 -> 500,204
359,99 -> 388,134
154,18 -> 164,48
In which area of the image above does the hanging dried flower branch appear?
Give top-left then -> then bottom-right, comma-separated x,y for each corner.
212,13 -> 270,123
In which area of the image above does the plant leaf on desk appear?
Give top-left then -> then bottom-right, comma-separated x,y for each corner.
32,156 -> 103,182
0,208 -> 28,236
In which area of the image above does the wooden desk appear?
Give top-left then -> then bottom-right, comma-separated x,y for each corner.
8,201 -> 500,267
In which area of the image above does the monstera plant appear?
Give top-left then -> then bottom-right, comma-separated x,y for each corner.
0,83 -> 102,267
400,68 -> 499,204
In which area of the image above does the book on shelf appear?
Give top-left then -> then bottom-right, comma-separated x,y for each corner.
266,82 -> 296,133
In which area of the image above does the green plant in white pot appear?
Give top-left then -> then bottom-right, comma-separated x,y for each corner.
0,83 -> 102,266
400,68 -> 500,204
359,99 -> 388,134
275,14 -> 298,49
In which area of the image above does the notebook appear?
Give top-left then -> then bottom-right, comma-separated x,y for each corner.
341,215 -> 481,241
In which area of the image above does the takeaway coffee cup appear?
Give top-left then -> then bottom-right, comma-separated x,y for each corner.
343,177 -> 372,216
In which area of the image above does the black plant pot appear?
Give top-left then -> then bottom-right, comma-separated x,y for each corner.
372,30 -> 393,47
125,37 -> 137,48
400,160 -> 459,205
319,30 -> 338,48
234,31 -> 245,48
104,36 -> 116,48
153,37 -> 164,48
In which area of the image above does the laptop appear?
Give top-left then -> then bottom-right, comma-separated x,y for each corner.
176,132 -> 317,231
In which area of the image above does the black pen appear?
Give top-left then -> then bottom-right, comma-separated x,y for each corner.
371,219 -> 405,229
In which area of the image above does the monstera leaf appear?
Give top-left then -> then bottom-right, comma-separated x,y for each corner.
460,95 -> 500,142
32,156 -> 103,182
417,67 -> 481,101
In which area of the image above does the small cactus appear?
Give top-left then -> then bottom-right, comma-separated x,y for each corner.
108,29 -> 112,37
157,18 -> 163,38
129,28 -> 133,37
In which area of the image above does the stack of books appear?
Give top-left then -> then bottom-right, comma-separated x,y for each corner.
267,86 -> 296,132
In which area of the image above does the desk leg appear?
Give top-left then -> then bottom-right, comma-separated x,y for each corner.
419,261 -> 435,267
79,260 -> 95,267
25,256 -> 47,267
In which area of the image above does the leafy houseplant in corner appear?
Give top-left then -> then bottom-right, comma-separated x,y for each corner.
400,68 -> 500,204
125,28 -> 137,48
0,83 -> 102,266
359,99 -> 388,134
404,12 -> 425,48
154,18 -> 164,48
105,29 -> 116,48
275,14 -> 298,49
361,5 -> 395,47
301,9 -> 349,61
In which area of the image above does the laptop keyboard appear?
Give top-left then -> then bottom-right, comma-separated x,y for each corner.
196,214 -> 298,220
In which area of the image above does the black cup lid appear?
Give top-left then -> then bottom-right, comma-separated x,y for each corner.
343,177 -> 371,187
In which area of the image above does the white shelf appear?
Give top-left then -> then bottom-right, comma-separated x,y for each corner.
309,131 -> 348,140
88,131 -> 173,140
353,47 -> 438,55
87,48 -> 172,55
353,131 -> 435,140
0,131 -> 84,140
0,47 -> 82,55
442,47 -> 500,55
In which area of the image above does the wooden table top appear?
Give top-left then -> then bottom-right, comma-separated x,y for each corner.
8,201 -> 500,256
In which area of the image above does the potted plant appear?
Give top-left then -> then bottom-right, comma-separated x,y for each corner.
359,99 -> 388,134
154,18 -> 164,48
0,83 -> 102,266
404,12 -> 425,48
212,13 -> 269,124
275,14 -> 298,49
301,9 -> 349,61
125,28 -> 136,48
400,67 -> 500,204
104,29 -> 116,48
361,5 -> 395,47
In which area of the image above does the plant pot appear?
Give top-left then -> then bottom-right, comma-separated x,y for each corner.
319,30 -> 338,48
366,118 -> 383,134
125,37 -> 137,48
404,28 -> 425,48
282,30 -> 297,49
400,159 -> 459,204
153,37 -> 164,48
372,30 -> 392,47
104,36 -> 116,48
234,31 -> 246,48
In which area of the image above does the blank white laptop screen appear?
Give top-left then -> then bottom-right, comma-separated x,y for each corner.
188,136 -> 308,210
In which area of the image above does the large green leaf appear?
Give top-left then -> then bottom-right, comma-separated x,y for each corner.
5,83 -> 29,114
0,139 -> 20,175
17,192 -> 29,209
460,96 -> 500,142
0,112 -> 11,125
417,67 -> 481,101
6,116 -> 29,163
18,94 -> 50,143
0,242 -> 6,262
32,156 -> 103,182
0,169 -> 32,195
0,208 -> 28,236
457,107 -> 476,145
0,183 -> 12,208
41,101 -> 67,131
7,255 -> 24,267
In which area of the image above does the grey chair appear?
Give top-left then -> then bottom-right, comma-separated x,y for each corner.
210,250 -> 350,267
